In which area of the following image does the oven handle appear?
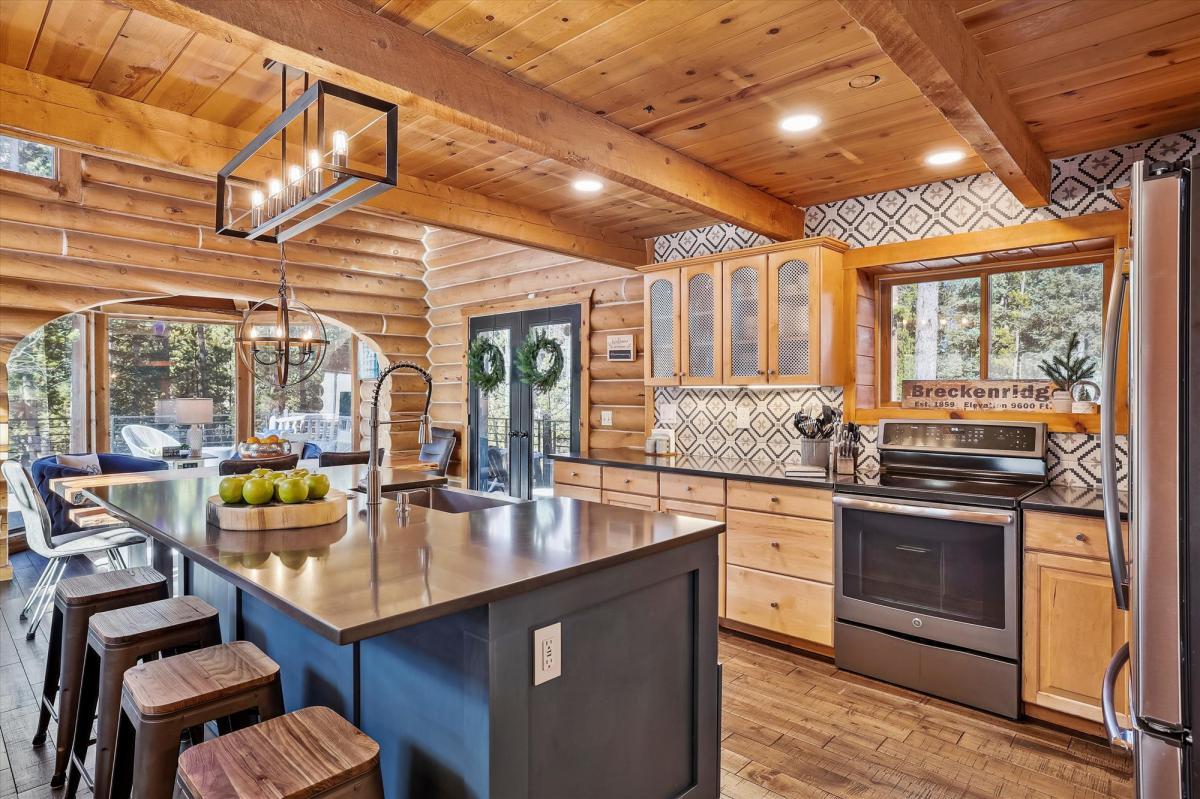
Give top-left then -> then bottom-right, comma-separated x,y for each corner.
833,495 -> 1013,526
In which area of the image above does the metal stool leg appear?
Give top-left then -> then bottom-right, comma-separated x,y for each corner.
20,558 -> 57,620
27,558 -> 68,639
32,605 -> 63,746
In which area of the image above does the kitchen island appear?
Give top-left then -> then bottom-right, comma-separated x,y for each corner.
83,470 -> 722,799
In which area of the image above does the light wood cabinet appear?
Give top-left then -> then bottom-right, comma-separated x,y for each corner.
600,466 -> 658,497
642,237 -> 846,388
601,490 -> 660,511
725,509 -> 833,583
644,270 -> 680,386
680,262 -> 722,385
1023,550 -> 1130,723
1024,511 -> 1128,560
552,460 -> 601,488
720,254 -> 768,385
726,565 -> 833,647
554,484 -> 601,502
659,472 -> 725,504
726,480 -> 833,520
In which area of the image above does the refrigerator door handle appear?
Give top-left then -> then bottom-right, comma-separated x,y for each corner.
1100,264 -> 1130,610
1102,642 -> 1135,750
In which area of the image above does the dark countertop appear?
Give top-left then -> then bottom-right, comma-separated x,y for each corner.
1022,484 -> 1129,520
549,449 -> 845,489
85,465 -> 724,645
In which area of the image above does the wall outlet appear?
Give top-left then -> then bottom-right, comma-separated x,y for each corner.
600,410 -> 613,426
661,403 -> 678,424
533,623 -> 562,685
735,407 -> 751,429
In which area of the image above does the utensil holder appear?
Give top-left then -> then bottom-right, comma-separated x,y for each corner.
799,439 -> 830,468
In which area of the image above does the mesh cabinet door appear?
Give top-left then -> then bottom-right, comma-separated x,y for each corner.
768,249 -> 818,384
722,255 -> 768,384
645,272 -> 680,385
681,264 -> 721,385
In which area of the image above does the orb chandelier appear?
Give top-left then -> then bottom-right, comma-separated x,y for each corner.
236,244 -> 328,388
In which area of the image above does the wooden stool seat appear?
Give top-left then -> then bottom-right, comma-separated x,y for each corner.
88,595 -> 217,647
55,567 -> 166,606
124,641 -> 280,716
176,707 -> 382,799
33,567 -> 168,788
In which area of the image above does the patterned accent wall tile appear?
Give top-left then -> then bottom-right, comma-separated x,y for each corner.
1046,433 -> 1129,491
654,386 -> 842,463
804,129 -> 1199,247
653,223 -> 775,263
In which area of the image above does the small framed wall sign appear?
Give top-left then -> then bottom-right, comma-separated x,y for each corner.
901,380 -> 1055,411
606,334 -> 634,361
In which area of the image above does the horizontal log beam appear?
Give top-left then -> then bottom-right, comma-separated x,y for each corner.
839,0 -> 1051,206
0,64 -> 646,268
123,0 -> 806,242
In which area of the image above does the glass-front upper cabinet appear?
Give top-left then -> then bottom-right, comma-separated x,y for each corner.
720,255 -> 768,384
768,245 -> 839,386
680,263 -> 722,385
644,271 -> 680,386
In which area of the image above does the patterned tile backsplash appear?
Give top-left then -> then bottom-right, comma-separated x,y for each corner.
652,128 -> 1199,259
654,387 -> 1129,490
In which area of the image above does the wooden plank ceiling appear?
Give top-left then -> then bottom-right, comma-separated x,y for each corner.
1,0 -> 1198,244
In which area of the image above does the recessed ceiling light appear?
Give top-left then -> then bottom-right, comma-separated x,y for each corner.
572,178 -> 603,192
848,74 -> 880,89
925,149 -> 966,166
779,113 -> 821,132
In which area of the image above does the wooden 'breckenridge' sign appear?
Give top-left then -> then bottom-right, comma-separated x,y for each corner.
901,380 -> 1055,411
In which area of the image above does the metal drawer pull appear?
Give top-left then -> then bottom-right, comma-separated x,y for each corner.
1075,532 -> 1088,542
769,541 -> 780,549
769,602 -> 779,609
832,495 -> 1013,526
769,496 -> 780,503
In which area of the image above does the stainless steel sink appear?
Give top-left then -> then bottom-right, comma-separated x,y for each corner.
382,486 -> 526,514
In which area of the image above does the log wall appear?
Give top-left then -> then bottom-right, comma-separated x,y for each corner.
423,228 -> 647,477
0,151 -> 432,457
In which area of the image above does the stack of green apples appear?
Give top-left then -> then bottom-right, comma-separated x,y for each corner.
218,466 -> 332,506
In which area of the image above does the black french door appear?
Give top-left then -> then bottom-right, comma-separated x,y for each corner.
468,305 -> 581,499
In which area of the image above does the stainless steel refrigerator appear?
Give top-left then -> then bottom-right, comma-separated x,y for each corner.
1101,155 -> 1197,797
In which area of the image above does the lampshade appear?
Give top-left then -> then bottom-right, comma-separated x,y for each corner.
174,398 -> 213,426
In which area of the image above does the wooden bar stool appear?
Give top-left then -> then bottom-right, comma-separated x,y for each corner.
175,706 -> 384,799
109,641 -> 284,799
33,567 -> 168,788
64,595 -> 221,799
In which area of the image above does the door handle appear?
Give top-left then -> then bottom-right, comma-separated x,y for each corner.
1100,264 -> 1130,610
1101,643 -> 1135,750
833,495 -> 1013,526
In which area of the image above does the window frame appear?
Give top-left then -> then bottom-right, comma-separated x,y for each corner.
876,250 -> 1116,408
0,132 -> 59,181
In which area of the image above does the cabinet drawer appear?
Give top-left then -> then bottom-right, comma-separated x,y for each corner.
726,480 -> 832,520
554,484 -> 601,503
554,461 -> 601,487
659,497 -> 726,521
602,466 -> 658,497
1024,511 -> 1128,560
659,472 -> 725,503
602,490 -> 660,511
726,509 -> 832,583
725,565 -> 832,646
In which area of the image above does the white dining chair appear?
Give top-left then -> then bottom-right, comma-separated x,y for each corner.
1,460 -> 148,639
120,425 -> 181,459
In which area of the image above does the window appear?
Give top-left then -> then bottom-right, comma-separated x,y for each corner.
883,259 -> 1106,403
0,134 -> 55,179
108,318 -> 238,454
254,324 -> 355,453
7,315 -> 87,464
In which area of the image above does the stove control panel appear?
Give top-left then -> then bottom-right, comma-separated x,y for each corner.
878,419 -> 1046,458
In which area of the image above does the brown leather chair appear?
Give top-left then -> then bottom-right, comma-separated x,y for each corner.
218,454 -> 299,475
317,449 -> 384,468
419,427 -> 457,476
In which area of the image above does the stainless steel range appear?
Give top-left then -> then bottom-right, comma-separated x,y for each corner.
833,419 -> 1048,718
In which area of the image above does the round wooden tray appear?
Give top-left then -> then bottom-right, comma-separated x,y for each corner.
206,489 -> 349,531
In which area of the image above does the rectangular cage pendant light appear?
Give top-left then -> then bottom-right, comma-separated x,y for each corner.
215,75 -> 397,245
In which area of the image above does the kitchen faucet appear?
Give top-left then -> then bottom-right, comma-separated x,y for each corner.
367,361 -> 433,507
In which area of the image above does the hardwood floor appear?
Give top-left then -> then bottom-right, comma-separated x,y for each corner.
1,549 -> 1132,798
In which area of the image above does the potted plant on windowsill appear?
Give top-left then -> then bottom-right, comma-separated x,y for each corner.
1039,332 -> 1098,413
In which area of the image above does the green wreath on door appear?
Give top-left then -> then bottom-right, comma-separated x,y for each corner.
515,330 -> 565,391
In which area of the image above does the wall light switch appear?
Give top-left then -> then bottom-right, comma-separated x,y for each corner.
735,408 -> 751,429
661,403 -> 678,424
533,623 -> 562,685
600,410 -> 613,426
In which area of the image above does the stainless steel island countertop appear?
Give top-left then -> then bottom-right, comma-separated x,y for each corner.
84,469 -> 724,644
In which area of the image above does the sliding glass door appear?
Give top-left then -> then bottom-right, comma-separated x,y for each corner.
468,305 -> 581,499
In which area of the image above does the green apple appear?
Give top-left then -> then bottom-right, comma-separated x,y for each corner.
218,476 -> 248,504
304,472 -> 331,500
242,477 -> 274,505
275,476 -> 309,504
267,471 -> 288,482
250,467 -> 272,479
288,468 -> 310,479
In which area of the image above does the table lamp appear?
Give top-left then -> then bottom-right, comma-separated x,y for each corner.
174,398 -> 213,455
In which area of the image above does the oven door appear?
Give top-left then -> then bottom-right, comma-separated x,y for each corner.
834,495 -> 1018,659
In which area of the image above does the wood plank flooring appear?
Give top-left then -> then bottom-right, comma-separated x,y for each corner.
1,549 -> 1132,798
